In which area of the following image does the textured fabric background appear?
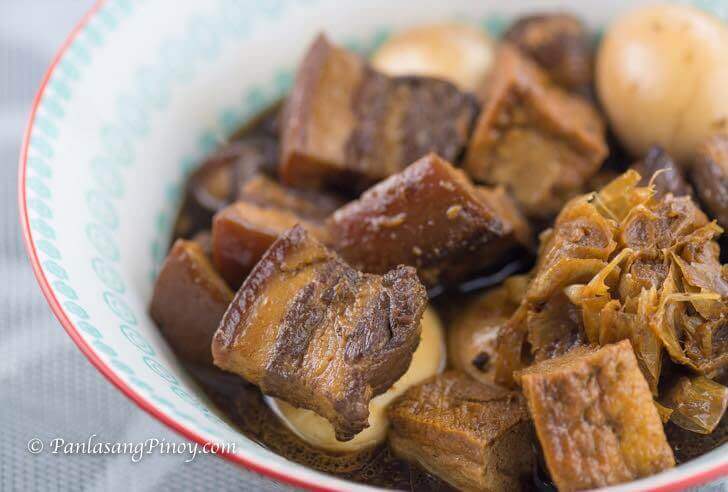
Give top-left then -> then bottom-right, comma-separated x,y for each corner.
1,2 -> 725,492
1,1 -> 291,490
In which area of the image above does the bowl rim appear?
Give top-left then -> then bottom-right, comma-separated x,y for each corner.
16,1 -> 728,490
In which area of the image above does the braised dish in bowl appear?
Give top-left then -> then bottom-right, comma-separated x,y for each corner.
22,1 -> 728,490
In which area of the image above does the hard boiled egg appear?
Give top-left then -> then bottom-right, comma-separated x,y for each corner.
371,23 -> 495,92
596,4 -> 728,164
266,308 -> 446,452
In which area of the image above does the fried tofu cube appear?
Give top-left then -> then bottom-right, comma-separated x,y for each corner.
237,174 -> 344,221
280,34 -> 477,190
387,371 -> 535,491
327,153 -> 531,286
212,225 -> 427,440
519,340 -> 675,491
150,240 -> 234,366
211,201 -> 327,289
465,45 -> 607,219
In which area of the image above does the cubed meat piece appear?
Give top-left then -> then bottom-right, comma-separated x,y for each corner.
327,154 -> 531,286
692,134 -> 728,228
212,225 -> 427,440
632,146 -> 692,197
504,13 -> 594,98
280,34 -> 478,190
465,45 -> 607,219
448,276 -> 528,384
211,201 -> 327,289
150,240 -> 234,366
237,174 -> 344,221
387,371 -> 535,491
172,137 -> 279,240
519,340 -> 675,491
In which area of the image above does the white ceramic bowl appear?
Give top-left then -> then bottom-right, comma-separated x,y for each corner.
18,0 -> 728,490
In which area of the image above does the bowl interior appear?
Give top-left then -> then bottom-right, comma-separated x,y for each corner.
20,0 -> 728,490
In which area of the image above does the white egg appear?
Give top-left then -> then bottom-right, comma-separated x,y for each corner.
371,23 -> 495,92
596,4 -> 728,164
266,308 -> 446,452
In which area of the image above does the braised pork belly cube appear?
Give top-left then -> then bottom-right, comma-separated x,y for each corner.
212,225 -> 427,440
465,45 -> 607,219
327,154 -> 531,286
237,174 -> 344,221
173,137 -> 278,240
519,341 -> 675,491
387,371 -> 535,492
150,240 -> 234,366
504,13 -> 594,98
280,34 -> 478,190
631,146 -> 692,198
448,276 -> 528,384
211,201 -> 327,289
692,134 -> 728,228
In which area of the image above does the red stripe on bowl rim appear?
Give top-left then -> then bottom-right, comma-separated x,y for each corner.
16,1 -> 728,490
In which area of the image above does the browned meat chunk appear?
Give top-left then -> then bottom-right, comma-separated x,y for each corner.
465,45 -> 607,219
692,134 -> 728,228
237,174 -> 344,221
280,34 -> 478,190
173,137 -> 278,240
387,371 -> 535,491
150,240 -> 234,366
327,154 -> 532,286
447,276 -> 528,384
631,146 -> 692,197
211,201 -> 327,289
520,341 -> 675,491
212,225 -> 427,440
504,13 -> 594,98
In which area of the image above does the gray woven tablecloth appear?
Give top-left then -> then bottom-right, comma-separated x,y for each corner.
0,1 -> 291,490
1,2 -> 725,491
